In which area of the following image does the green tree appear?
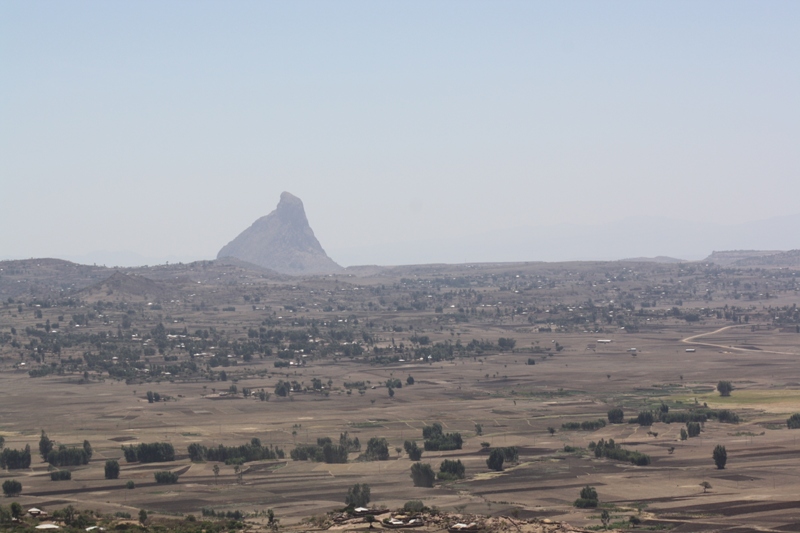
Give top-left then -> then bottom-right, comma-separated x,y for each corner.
39,430 -> 54,460
600,509 -> 611,529
607,408 -> 624,424
687,422 -> 701,438
345,483 -> 371,507
680,428 -> 688,440
713,445 -> 727,469
105,460 -> 120,480
404,440 -> 422,461
717,381 -> 733,397
139,509 -> 148,525
82,440 -> 92,460
486,449 -> 504,471
410,463 -> 436,487
787,413 -> 800,429
574,485 -> 598,508
2,480 -> 22,497
213,464 -> 220,484
700,481 -> 712,493
364,437 -> 390,461
10,502 -> 22,519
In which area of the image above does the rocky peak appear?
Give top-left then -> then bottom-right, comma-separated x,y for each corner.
217,192 -> 342,275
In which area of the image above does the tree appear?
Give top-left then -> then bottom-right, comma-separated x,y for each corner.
213,464 -> 220,484
83,440 -> 93,460
607,408 -> 624,424
139,509 -> 148,525
438,459 -> 465,481
10,502 -> 22,519
574,485 -> 598,508
388,387 -> 395,398
2,480 -> 22,497
105,460 -> 120,480
404,440 -> 422,461
686,422 -> 701,438
787,413 -> 800,429
486,449 -> 504,471
713,445 -> 727,469
364,437 -> 390,461
600,509 -> 611,529
717,381 -> 733,397
0,436 -> 4,449
406,375 -> 414,385
345,483 -> 371,507
410,463 -> 436,488
39,430 -> 54,460
680,428 -> 688,441
700,481 -> 712,493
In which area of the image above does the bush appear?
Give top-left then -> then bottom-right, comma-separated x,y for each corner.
573,486 -> 598,508
636,411 -> 655,426
787,413 -> 800,429
717,381 -> 733,397
2,480 -> 22,497
591,439 -> 650,466
687,422 -> 701,438
0,446 -> 32,469
410,463 -> 436,487
486,449 -> 504,471
422,423 -> 463,451
126,481 -> 135,489
105,460 -> 120,480
364,437 -> 390,461
438,459 -> 465,481
50,470 -> 71,481
403,500 -> 425,513
713,445 -> 727,470
607,408 -> 624,424
404,440 -> 422,461
123,442 -> 175,463
345,483 -> 371,507
154,471 -> 179,484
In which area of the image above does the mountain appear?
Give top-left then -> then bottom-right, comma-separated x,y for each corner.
217,192 -> 342,275
701,250 -> 784,266
77,271 -> 173,302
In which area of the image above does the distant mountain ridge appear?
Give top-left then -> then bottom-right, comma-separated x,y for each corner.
217,192 -> 342,275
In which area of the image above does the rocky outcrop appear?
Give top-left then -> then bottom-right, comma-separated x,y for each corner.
217,192 -> 342,275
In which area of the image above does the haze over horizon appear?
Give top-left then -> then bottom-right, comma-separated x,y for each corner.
2,2 -> 798,268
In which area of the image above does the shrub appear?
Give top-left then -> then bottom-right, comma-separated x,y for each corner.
636,411 -> 655,426
591,438 -> 650,466
717,381 -> 733,397
486,449 -> 504,471
404,440 -> 422,461
403,500 -> 425,513
364,438 -> 390,461
154,471 -> 179,484
438,459 -> 465,481
687,422 -> 701,438
126,481 -> 135,489
123,442 -> 175,463
607,408 -> 624,424
422,423 -> 463,451
345,483 -> 370,507
574,485 -> 598,508
713,445 -> 727,470
787,413 -> 800,429
2,480 -> 22,497
105,460 -> 120,480
410,463 -> 436,487
50,470 -> 71,481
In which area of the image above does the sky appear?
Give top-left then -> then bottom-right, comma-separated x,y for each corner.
1,1 -> 798,267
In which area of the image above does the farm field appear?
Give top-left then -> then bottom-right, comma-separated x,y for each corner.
1,258 -> 800,532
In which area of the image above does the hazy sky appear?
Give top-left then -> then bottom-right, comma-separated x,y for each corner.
2,1 -> 798,266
